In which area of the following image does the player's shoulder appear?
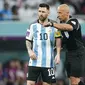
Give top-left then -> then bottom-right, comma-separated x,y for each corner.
26,20 -> 38,31
30,19 -> 39,26
27,19 -> 39,30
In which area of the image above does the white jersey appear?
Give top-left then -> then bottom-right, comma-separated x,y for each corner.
26,20 -> 61,68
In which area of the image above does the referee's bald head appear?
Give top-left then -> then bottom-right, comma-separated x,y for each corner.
58,4 -> 70,13
57,4 -> 70,21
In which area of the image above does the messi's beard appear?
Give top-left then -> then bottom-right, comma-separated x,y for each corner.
39,16 -> 47,22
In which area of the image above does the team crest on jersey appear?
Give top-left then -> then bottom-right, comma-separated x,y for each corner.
64,31 -> 69,38
26,31 -> 30,37
48,29 -> 52,33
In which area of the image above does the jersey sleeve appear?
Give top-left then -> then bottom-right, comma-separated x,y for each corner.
26,24 -> 33,41
54,28 -> 62,38
67,18 -> 79,30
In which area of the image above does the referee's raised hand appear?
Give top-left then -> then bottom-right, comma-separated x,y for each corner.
28,50 -> 37,60
44,21 -> 53,27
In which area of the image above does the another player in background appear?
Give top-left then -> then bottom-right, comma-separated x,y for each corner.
44,4 -> 85,85
25,3 -> 62,85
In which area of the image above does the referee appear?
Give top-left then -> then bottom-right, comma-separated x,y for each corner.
46,4 -> 85,85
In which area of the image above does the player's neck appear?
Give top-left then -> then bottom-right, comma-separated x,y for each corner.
39,18 -> 49,25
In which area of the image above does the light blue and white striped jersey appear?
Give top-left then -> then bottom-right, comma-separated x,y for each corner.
26,20 -> 62,68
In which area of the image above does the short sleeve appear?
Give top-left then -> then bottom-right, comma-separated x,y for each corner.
26,25 -> 33,41
54,28 -> 62,38
67,19 -> 79,30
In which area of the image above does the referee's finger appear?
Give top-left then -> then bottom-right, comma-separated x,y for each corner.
33,56 -> 37,60
31,56 -> 34,60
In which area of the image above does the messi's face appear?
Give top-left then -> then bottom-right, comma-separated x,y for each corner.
38,7 -> 49,22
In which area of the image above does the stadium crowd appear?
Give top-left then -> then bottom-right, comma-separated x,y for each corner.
0,0 -> 85,21
0,59 -> 43,85
0,59 -> 27,85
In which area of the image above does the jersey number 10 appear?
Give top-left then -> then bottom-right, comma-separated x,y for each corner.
40,33 -> 48,40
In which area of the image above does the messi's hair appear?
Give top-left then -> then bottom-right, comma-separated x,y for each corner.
39,3 -> 50,10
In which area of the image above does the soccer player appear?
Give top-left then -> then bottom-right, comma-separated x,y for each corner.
25,3 -> 62,85
45,4 -> 85,85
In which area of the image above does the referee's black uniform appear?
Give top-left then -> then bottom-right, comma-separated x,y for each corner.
61,17 -> 85,77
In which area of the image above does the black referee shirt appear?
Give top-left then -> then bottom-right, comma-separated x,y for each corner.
61,18 -> 84,51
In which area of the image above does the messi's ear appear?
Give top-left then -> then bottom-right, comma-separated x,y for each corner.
47,10 -> 50,16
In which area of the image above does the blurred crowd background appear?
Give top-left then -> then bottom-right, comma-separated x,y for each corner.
0,0 -> 85,22
0,0 -> 85,85
0,59 -> 28,85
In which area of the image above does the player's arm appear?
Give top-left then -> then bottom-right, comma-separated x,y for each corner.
26,25 -> 37,60
26,40 -> 32,54
54,30 -> 62,64
26,25 -> 33,54
55,37 -> 62,64
26,40 -> 37,60
55,30 -> 62,54
56,38 -> 61,56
